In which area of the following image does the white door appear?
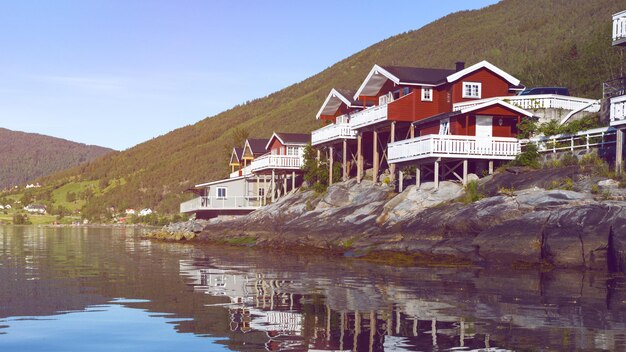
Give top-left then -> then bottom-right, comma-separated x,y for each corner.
475,115 -> 493,152
475,115 -> 492,137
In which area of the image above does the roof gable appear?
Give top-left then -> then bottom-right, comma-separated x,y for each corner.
316,88 -> 358,119
243,138 -> 269,158
458,99 -> 533,117
446,60 -> 520,86
229,147 -> 243,164
354,64 -> 456,99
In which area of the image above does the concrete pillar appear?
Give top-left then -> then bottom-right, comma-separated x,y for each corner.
399,170 -> 404,192
271,169 -> 276,202
329,146 -> 334,185
342,139 -> 348,181
489,160 -> 494,175
357,132 -> 363,183
292,171 -> 296,191
462,159 -> 468,186
373,130 -> 379,182
389,122 -> 396,181
617,128 -> 624,174
434,160 -> 439,190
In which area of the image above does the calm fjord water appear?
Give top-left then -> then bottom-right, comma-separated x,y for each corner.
1,225 -> 626,351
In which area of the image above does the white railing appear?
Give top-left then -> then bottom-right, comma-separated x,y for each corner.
180,196 -> 261,213
521,126 -> 616,153
611,95 -> 626,126
388,134 -> 520,163
311,122 -> 357,146
250,154 -> 303,172
453,95 -> 600,113
349,103 -> 388,129
614,10 -> 626,44
229,164 -> 253,178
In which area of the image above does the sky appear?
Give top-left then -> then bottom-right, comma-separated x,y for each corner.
0,0 -> 499,150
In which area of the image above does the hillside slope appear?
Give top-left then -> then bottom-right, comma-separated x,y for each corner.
0,128 -> 114,189
36,0 -> 626,217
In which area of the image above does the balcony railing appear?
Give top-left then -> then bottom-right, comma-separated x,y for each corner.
349,103 -> 388,129
311,122 -> 357,146
388,134 -> 520,163
229,164 -> 253,178
250,154 -> 303,172
180,196 -> 260,213
521,126 -> 615,153
611,95 -> 626,126
453,95 -> 600,113
604,76 -> 626,99
614,10 -> 626,45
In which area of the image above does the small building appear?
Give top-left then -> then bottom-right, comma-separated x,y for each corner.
125,208 -> 136,215
607,10 -> 626,172
24,204 -> 46,214
138,208 -> 153,216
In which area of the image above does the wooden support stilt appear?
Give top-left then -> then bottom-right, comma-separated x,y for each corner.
357,132 -> 363,183
416,165 -> 421,188
489,160 -> 494,175
617,129 -> 624,175
389,122 -> 396,181
292,171 -> 296,191
263,176 -> 267,206
342,139 -> 348,181
329,146 -> 334,185
434,160 -> 439,190
271,169 -> 276,202
256,176 -> 260,204
410,124 -> 415,138
399,170 -> 404,192
316,149 -> 321,167
373,130 -> 379,182
463,159 -> 468,186
283,175 -> 287,196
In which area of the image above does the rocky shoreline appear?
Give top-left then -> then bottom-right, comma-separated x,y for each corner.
148,166 -> 626,274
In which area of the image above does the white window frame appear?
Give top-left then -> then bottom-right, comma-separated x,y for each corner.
216,187 -> 227,199
286,146 -> 298,156
462,82 -> 481,99
421,87 -> 433,102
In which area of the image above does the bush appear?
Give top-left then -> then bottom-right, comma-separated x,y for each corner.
301,143 -> 341,193
511,143 -> 540,168
12,213 -> 31,225
459,180 -> 484,204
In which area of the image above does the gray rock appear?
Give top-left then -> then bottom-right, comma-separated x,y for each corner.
515,188 -> 593,208
598,179 -> 619,188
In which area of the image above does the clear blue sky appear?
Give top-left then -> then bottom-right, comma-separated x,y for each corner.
0,0 -> 499,150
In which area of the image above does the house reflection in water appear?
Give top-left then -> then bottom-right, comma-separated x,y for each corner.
179,261 -> 492,351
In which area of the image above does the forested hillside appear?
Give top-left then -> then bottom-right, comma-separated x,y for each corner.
0,128 -> 114,188
30,0 -> 626,218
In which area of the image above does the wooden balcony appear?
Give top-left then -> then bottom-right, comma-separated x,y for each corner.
611,95 -> 626,127
311,122 -> 356,146
250,154 -> 303,173
348,103 -> 388,129
388,134 -> 520,164
180,196 -> 260,213
614,10 -> 626,46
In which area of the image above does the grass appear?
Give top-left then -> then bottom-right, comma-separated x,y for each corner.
51,180 -> 99,211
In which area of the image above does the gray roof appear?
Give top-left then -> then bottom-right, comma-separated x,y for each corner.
383,66 -> 456,85
274,132 -> 310,145
246,139 -> 269,156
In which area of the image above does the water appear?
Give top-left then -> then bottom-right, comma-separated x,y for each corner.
1,226 -> 626,351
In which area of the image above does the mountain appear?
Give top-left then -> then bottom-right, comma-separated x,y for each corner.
0,128 -> 114,188
30,0 -> 626,218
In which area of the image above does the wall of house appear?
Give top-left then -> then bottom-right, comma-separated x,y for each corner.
450,68 -> 513,104
492,116 -> 519,137
269,139 -> 285,155
417,120 -> 441,136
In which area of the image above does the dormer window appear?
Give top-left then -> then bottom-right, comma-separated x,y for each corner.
421,88 -> 433,101
462,82 -> 481,99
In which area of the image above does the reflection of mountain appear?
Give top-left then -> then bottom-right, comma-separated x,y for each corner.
2,226 -> 626,351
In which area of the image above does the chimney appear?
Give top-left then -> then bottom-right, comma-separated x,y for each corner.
455,61 -> 465,72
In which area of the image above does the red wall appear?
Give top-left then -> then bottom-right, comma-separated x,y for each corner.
451,68 -> 513,104
269,138 -> 284,155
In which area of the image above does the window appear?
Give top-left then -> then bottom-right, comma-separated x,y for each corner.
462,82 -> 481,99
421,88 -> 433,101
286,146 -> 299,156
392,89 -> 401,100
258,187 -> 265,198
402,87 -> 411,96
216,187 -> 227,199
